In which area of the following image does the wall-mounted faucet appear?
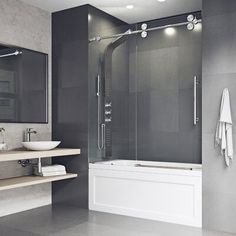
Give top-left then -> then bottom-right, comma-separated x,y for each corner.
25,128 -> 37,142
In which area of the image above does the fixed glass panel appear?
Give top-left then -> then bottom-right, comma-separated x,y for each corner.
88,6 -> 130,162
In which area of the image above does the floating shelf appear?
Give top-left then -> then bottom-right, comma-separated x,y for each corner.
0,173 -> 78,191
0,148 -> 81,162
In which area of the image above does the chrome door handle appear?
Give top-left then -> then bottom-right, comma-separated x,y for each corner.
101,124 -> 105,149
194,76 -> 199,125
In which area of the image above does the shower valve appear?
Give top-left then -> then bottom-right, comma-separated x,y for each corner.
105,118 -> 112,122
105,111 -> 112,115
105,102 -> 112,108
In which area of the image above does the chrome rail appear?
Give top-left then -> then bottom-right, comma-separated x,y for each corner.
135,164 -> 197,171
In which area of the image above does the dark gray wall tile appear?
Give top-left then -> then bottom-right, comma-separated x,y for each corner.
52,5 -> 89,208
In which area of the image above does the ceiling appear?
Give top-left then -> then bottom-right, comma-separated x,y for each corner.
20,0 -> 202,24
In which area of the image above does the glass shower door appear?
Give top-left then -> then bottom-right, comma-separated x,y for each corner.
134,19 -> 202,163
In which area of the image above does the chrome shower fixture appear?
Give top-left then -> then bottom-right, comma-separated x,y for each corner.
187,14 -> 199,31
187,23 -> 195,31
141,23 -> 148,38
89,16 -> 202,42
141,23 -> 147,30
0,50 -> 22,58
141,31 -> 148,38
187,14 -> 194,22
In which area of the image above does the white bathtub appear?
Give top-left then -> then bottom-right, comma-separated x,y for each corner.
89,160 -> 202,227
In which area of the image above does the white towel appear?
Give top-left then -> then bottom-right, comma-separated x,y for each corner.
42,171 -> 66,177
215,88 -> 233,166
41,165 -> 66,172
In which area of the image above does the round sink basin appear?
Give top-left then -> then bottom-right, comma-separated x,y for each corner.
22,141 -> 61,151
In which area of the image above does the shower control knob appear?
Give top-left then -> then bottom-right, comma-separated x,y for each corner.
105,111 -> 112,115
105,102 -> 112,108
105,118 -> 112,122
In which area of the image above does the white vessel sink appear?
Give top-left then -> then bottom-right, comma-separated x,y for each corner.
22,141 -> 61,151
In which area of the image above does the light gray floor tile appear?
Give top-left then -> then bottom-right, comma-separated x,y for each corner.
0,205 -> 235,236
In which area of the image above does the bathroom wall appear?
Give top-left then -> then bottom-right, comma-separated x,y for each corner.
0,0 -> 51,216
202,0 -> 236,233
52,5 -> 89,208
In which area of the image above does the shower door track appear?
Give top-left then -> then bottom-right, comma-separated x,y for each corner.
89,19 -> 202,42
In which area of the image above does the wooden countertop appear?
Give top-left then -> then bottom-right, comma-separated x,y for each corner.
0,148 -> 81,162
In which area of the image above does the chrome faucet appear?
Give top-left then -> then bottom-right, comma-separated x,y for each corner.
25,128 -> 37,142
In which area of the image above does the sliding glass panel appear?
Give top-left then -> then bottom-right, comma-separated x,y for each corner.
135,14 -> 202,163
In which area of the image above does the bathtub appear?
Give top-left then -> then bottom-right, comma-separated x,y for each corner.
89,160 -> 202,227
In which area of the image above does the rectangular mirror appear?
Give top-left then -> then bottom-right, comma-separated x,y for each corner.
0,44 -> 48,123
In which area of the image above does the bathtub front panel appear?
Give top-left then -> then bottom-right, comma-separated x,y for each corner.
89,164 -> 202,227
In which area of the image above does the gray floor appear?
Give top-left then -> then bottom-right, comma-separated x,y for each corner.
0,205 -> 235,236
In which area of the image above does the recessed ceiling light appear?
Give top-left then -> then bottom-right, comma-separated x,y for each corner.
126,5 -> 134,9
157,0 -> 166,2
164,27 -> 176,36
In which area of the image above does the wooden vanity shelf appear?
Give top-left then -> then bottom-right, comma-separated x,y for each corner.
0,148 -> 81,162
0,173 -> 78,191
0,148 -> 80,191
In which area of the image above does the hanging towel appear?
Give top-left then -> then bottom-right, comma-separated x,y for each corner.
215,88 -> 233,166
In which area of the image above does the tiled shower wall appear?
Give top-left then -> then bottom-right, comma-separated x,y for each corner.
0,0 -> 52,216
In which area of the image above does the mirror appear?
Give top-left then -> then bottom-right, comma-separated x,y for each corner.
0,44 -> 48,123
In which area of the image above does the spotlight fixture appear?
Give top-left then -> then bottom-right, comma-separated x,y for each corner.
157,0 -> 166,2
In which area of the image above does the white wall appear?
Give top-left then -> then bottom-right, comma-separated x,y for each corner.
0,0 -> 52,216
